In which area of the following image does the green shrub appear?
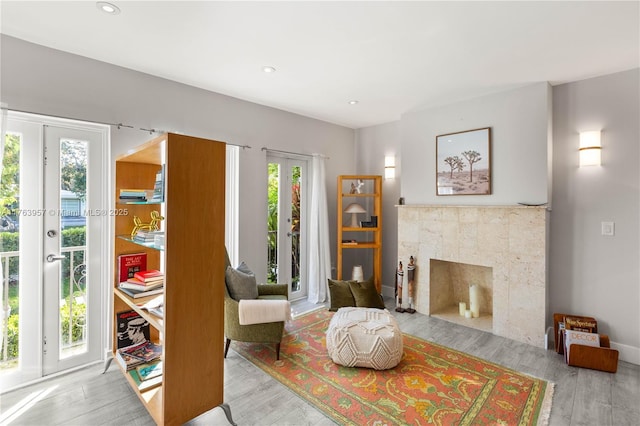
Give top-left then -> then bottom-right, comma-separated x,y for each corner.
62,228 -> 86,291
1,314 -> 19,362
0,227 -> 88,363
62,227 -> 86,247
0,231 -> 19,276
0,300 -> 87,363
60,301 -> 87,345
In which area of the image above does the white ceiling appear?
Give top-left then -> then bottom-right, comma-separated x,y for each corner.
1,1 -> 638,129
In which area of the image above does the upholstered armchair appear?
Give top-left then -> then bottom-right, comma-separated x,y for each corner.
223,252 -> 289,360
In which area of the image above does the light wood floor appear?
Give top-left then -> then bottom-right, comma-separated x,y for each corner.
1,298 -> 639,425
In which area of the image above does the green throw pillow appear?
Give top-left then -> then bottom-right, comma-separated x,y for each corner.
349,277 -> 385,309
225,264 -> 258,300
328,279 -> 356,312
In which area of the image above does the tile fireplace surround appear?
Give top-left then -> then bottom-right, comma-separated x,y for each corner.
397,205 -> 548,348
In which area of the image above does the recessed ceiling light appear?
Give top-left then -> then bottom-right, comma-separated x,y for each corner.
262,66 -> 276,73
96,2 -> 120,15
348,100 -> 359,105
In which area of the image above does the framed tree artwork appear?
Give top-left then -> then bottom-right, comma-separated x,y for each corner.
436,127 -> 491,196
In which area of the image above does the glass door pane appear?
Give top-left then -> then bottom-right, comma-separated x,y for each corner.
58,138 -> 88,358
0,131 -> 21,375
266,155 -> 307,300
267,162 -> 280,284
289,165 -> 301,293
0,118 -> 43,391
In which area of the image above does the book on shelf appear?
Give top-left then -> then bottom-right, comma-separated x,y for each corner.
115,340 -> 162,371
150,165 -> 165,203
360,215 -> 378,228
139,295 -> 164,318
134,269 -> 164,282
140,294 -> 163,308
126,276 -> 164,287
128,369 -> 163,392
136,360 -> 163,381
116,310 -> 150,349
134,230 -> 164,243
123,340 -> 163,364
342,239 -> 358,245
116,347 -> 147,371
118,252 -> 147,283
118,285 -> 164,299
119,188 -> 149,202
148,306 -> 164,318
120,278 -> 164,292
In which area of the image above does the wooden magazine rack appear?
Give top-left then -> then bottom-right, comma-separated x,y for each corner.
553,313 -> 619,373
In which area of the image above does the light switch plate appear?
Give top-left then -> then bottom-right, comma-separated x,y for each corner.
601,221 -> 615,236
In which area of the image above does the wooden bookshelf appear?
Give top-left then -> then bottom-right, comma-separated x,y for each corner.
113,133 -> 226,425
336,175 -> 382,291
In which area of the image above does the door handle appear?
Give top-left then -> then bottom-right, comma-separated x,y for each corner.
46,254 -> 66,263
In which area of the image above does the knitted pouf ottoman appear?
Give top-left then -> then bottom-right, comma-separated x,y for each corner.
326,307 -> 403,370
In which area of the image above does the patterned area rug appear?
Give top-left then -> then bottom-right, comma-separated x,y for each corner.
232,309 -> 554,426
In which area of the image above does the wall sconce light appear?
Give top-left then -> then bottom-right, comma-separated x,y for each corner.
384,156 -> 396,179
579,130 -> 602,167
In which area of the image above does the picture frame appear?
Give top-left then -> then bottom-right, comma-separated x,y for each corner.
436,127 -> 491,196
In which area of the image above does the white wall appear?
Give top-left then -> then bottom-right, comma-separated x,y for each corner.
356,72 -> 640,363
0,35 -> 355,282
401,83 -> 551,205
551,69 -> 639,363
357,83 -> 552,297
355,121 -> 401,297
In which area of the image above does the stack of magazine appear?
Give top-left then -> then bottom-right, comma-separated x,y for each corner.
115,340 -> 163,391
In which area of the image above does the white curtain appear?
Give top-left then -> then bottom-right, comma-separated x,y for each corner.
0,105 -> 7,351
308,155 -> 331,303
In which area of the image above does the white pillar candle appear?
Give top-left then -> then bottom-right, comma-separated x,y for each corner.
465,309 -> 472,319
469,284 -> 480,318
459,302 -> 466,316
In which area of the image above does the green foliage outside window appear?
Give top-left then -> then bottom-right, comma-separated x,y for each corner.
0,134 -> 20,217
1,314 -> 19,364
0,227 -> 87,365
60,301 -> 87,345
266,163 -> 301,286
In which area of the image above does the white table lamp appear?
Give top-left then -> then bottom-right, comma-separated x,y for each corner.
344,203 -> 367,227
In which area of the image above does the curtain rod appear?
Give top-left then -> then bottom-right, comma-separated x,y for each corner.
2,107 -> 251,149
261,147 -> 329,159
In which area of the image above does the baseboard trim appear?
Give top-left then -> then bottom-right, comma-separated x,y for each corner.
610,341 -> 640,365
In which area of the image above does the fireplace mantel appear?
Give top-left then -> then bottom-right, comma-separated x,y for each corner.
397,204 -> 548,347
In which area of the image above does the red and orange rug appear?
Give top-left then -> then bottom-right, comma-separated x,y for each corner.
232,309 -> 554,425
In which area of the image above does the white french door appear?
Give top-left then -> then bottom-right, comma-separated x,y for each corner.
0,113 -> 109,392
266,155 -> 308,301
